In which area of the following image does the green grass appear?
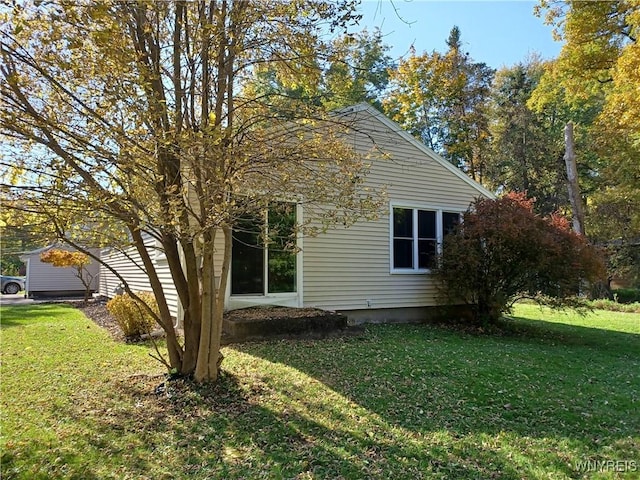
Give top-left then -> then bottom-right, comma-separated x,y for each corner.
1,304 -> 639,479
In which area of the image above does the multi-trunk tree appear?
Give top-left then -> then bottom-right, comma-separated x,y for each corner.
1,0 -> 384,382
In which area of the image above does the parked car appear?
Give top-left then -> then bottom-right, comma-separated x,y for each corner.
1,276 -> 26,294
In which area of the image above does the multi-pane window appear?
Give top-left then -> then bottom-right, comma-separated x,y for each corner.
231,203 -> 297,295
392,206 -> 460,272
392,208 -> 414,269
417,210 -> 437,269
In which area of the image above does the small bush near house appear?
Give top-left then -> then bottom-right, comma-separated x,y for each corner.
434,193 -> 606,325
106,291 -> 158,338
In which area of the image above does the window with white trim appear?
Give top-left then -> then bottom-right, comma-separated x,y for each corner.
231,202 -> 297,295
391,206 -> 461,272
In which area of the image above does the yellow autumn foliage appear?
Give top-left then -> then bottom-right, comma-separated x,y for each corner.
106,292 -> 158,338
40,249 -> 90,268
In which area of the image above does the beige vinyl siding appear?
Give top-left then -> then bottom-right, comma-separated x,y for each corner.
303,107 -> 489,311
100,233 -> 227,317
99,235 -> 179,318
97,104 -> 490,314
24,247 -> 100,294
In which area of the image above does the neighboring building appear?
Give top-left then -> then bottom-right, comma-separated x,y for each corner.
21,244 -> 100,298
99,104 -> 494,323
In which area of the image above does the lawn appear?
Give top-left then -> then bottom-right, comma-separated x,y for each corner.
1,304 -> 638,479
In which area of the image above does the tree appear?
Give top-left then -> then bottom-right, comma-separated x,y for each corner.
434,193 -> 605,325
485,59 -> 568,215
535,0 -> 636,97
1,1 -> 383,383
0,202 -> 56,275
384,26 -> 494,182
533,0 -> 640,234
242,28 -> 394,112
39,248 -> 96,305
323,28 -> 393,110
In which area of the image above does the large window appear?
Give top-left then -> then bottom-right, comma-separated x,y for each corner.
392,206 -> 460,272
231,203 -> 297,295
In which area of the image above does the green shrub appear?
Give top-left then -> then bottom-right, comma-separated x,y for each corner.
106,291 -> 158,338
612,288 -> 640,304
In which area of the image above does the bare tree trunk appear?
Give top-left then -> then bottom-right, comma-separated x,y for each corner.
130,229 -> 184,371
177,239 -> 202,375
76,266 -> 95,307
564,122 -> 585,235
193,225 -> 232,383
194,229 -> 219,382
211,225 -> 232,377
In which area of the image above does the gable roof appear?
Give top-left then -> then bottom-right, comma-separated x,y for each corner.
337,103 -> 496,199
19,244 -> 56,260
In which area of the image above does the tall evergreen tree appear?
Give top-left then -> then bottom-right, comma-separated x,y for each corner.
486,59 -> 566,215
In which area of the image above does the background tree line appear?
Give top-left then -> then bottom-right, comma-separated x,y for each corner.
270,1 -> 637,287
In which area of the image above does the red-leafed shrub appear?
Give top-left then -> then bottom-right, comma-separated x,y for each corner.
434,193 -> 606,324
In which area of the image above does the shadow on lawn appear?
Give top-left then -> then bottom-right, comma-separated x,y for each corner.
500,314 -> 640,352
60,373 -> 538,478
228,320 -> 639,476
2,368 -> 539,479
4,310 -> 637,479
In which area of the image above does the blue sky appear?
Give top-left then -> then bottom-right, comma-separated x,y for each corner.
357,0 -> 563,69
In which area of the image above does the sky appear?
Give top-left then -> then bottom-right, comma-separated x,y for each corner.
357,0 -> 563,69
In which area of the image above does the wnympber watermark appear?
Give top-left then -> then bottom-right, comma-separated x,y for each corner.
575,459 -> 637,473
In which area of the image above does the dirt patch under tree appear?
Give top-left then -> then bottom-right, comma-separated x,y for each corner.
73,298 -> 357,343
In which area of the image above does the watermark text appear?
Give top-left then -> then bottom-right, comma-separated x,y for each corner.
575,460 -> 637,473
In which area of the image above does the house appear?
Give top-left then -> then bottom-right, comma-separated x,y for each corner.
21,244 -> 100,299
99,104 -> 494,323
